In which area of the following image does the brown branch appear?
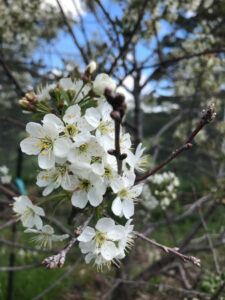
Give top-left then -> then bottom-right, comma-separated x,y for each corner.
135,104 -> 216,183
32,257 -> 82,300
100,277 -> 210,300
0,184 -> 18,198
0,117 -> 25,129
0,263 -> 42,272
108,0 -> 148,74
56,0 -> 89,65
0,239 -> 57,254
0,55 -> 24,96
41,236 -> 78,269
105,89 -> 127,175
141,48 -> 225,89
42,209 -> 95,269
135,232 -> 201,268
198,207 -> 220,274
94,0 -> 120,47
0,219 -> 16,231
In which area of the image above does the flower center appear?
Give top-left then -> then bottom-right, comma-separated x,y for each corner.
98,121 -> 110,135
104,166 -> 113,179
36,136 -> 54,153
118,188 -> 128,199
78,143 -> 88,153
95,231 -> 106,245
91,156 -> 102,164
79,178 -> 91,191
23,207 -> 35,221
65,124 -> 78,138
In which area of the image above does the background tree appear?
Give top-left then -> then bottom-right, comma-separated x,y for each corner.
0,0 -> 225,299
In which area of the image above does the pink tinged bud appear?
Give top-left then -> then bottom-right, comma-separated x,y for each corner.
25,92 -> 38,103
85,61 -> 97,75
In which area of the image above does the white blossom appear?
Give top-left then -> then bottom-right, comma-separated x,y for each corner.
13,195 -> 45,229
85,102 -> 115,151
36,163 -> 77,196
71,171 -> 106,208
25,225 -> 69,248
78,218 -> 134,269
86,61 -> 97,74
20,120 -> 72,169
35,83 -> 56,102
0,165 -> 12,184
111,176 -> 143,219
126,143 -> 148,173
93,73 -> 116,95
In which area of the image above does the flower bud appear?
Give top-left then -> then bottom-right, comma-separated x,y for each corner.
85,61 -> 97,76
25,92 -> 38,103
93,73 -> 116,96
19,99 -> 35,111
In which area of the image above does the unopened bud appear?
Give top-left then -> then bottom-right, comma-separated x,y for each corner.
110,111 -> 121,121
119,153 -> 127,160
85,61 -> 97,76
19,99 -> 35,111
25,92 -> 38,103
108,149 -> 116,156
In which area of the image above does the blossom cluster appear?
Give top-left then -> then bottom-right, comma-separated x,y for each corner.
0,165 -> 12,184
14,63 -> 145,268
143,171 -> 180,210
78,218 -> 134,269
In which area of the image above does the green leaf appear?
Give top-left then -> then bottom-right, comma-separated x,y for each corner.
50,197 -> 67,223
80,99 -> 98,115
32,113 -> 45,120
59,88 -> 70,105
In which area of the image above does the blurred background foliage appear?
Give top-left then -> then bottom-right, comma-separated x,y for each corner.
0,0 -> 225,299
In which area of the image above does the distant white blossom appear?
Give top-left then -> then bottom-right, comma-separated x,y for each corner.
13,195 -> 45,229
93,73 -> 116,95
78,218 -> 134,269
25,225 -> 69,248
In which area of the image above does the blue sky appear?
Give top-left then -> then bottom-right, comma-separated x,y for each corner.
33,0 -> 175,98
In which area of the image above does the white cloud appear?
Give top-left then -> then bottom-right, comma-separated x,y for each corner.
42,0 -> 85,18
116,74 -> 152,111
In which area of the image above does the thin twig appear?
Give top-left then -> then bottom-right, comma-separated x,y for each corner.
135,232 -> 201,267
198,207 -> 220,274
0,219 -> 16,231
0,55 -> 24,96
42,209 -> 95,269
0,263 -> 42,272
32,257 -> 82,300
56,0 -> 89,65
108,0 -> 148,74
135,104 -> 216,183
0,117 -> 25,129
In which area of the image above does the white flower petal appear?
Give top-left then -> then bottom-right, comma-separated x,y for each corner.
71,190 -> 88,209
95,218 -> 115,233
101,241 -> 118,261
20,137 -> 40,155
53,137 -> 72,158
88,188 -> 103,207
42,183 -> 55,196
112,197 -> 122,216
85,107 -> 101,129
38,150 -> 55,169
43,114 -> 64,132
42,225 -> 54,235
130,183 -> 144,197
122,199 -> 134,219
26,122 -> 45,138
85,253 -> 95,264
63,105 -> 81,124
78,227 -> 95,242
